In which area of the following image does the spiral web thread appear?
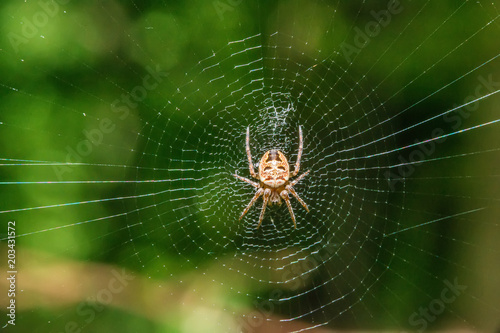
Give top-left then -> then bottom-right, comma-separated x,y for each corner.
135,30 -> 400,322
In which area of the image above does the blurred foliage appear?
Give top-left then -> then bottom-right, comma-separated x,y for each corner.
0,0 -> 499,332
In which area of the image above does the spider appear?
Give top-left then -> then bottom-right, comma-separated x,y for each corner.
233,126 -> 310,229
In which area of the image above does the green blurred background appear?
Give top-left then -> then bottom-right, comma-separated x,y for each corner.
0,1 -> 499,332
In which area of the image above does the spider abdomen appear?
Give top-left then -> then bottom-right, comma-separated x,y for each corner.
259,149 -> 290,188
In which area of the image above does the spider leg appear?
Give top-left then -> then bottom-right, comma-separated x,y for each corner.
246,126 -> 258,179
233,174 -> 259,188
289,170 -> 310,186
239,188 -> 264,221
286,185 -> 309,212
280,190 -> 297,228
256,188 -> 272,229
292,125 -> 303,177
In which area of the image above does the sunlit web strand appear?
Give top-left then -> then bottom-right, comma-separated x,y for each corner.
329,51 -> 500,153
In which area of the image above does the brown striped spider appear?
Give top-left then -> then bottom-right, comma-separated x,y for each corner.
233,126 -> 310,229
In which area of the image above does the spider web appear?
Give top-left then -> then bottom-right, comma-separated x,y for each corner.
0,0 -> 499,332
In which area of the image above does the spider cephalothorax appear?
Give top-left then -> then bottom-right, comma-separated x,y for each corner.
233,126 -> 310,229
